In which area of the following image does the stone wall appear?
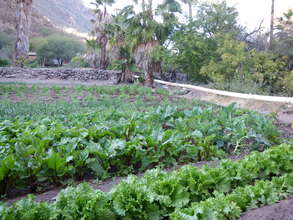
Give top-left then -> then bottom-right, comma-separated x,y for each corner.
0,67 -> 188,83
0,68 -> 118,81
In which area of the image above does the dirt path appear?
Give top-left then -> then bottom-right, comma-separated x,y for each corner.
239,196 -> 293,220
0,78 -> 116,86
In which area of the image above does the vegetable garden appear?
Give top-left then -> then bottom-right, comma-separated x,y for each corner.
0,83 -> 292,219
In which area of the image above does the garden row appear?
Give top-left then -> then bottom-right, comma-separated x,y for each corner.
0,144 -> 292,219
0,104 -> 279,195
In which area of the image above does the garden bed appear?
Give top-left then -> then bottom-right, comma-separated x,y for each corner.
0,83 -> 291,219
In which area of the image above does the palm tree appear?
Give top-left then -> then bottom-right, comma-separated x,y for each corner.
92,0 -> 115,69
269,0 -> 275,49
129,0 -> 181,86
15,0 -> 33,66
86,39 -> 100,68
107,6 -> 137,83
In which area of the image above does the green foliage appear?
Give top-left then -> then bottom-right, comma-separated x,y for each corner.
171,173 -> 293,219
200,35 -> 248,83
160,0 -> 241,82
112,176 -> 161,219
30,35 -> 85,66
248,50 -> 288,93
0,83 -> 280,195
1,144 -> 292,219
274,9 -> 293,59
160,33 -> 216,82
0,32 -> 14,60
53,183 -> 115,219
14,56 -> 30,68
70,56 -> 90,68
0,195 -> 52,220
200,35 -> 290,94
193,0 -> 241,37
281,70 -> 293,96
0,58 -> 10,67
147,1 -> 293,95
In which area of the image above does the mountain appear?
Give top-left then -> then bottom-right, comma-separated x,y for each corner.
0,0 -> 93,60
33,0 -> 93,33
0,0 -> 93,35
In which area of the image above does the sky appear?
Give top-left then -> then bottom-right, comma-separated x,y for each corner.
82,0 -> 293,31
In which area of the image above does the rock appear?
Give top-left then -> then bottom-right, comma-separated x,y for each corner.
0,67 -> 118,82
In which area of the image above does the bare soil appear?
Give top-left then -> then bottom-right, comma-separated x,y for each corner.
0,78 -> 116,86
239,196 -> 293,220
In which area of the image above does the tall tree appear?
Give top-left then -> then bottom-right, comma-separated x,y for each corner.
275,9 -> 293,70
15,0 -> 33,66
107,6 -> 137,83
195,1 -> 240,37
130,0 -> 181,86
269,0 -> 275,49
92,0 -> 115,69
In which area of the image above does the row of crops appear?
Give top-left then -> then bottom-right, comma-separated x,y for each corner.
0,104 -> 279,195
0,83 -> 291,219
0,144 -> 292,219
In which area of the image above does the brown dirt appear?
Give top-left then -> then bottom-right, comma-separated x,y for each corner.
0,78 -> 116,86
239,196 -> 293,220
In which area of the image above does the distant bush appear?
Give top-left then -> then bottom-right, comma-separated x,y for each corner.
281,71 -> 293,96
30,35 -> 86,67
0,58 -> 10,67
0,32 -> 14,60
209,75 -> 270,95
28,60 -> 41,68
70,56 -> 90,68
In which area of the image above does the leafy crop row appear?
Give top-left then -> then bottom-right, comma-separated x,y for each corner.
0,104 -> 279,195
171,173 -> 293,219
0,83 -> 172,119
0,144 -> 292,219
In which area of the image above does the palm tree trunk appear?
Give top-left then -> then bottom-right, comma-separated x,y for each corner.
144,60 -> 155,87
188,2 -> 192,19
147,0 -> 153,19
15,0 -> 32,66
145,70 -> 154,87
117,63 -> 133,84
269,0 -> 275,49
142,0 -> 145,12
99,36 -> 108,69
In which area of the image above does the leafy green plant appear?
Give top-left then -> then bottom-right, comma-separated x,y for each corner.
0,58 -> 10,67
0,102 -> 280,195
0,195 -> 52,220
1,144 -> 292,219
53,183 -> 115,220
171,173 -> 293,219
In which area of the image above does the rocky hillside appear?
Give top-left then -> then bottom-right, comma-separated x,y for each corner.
0,0 -> 92,35
33,0 -> 93,33
0,0 -> 92,60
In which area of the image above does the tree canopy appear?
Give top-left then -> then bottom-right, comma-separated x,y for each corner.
31,35 -> 85,66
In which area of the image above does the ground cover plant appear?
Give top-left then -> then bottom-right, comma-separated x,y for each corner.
0,144 -> 292,219
0,83 -> 280,197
